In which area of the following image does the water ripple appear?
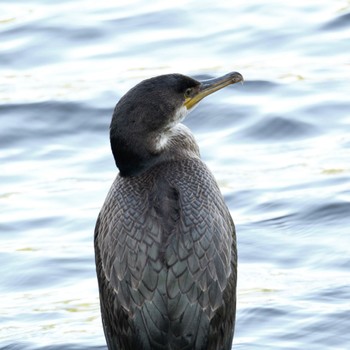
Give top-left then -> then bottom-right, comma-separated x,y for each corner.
1,0 -> 350,349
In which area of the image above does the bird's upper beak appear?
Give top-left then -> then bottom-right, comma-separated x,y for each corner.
184,71 -> 244,110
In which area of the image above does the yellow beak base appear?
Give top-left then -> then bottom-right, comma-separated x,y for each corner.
184,71 -> 243,110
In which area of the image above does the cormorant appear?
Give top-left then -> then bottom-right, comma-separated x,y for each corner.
94,71 -> 243,350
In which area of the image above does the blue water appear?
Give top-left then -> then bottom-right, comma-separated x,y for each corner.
1,0 -> 350,349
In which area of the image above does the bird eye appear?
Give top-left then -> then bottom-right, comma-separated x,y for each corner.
184,88 -> 192,98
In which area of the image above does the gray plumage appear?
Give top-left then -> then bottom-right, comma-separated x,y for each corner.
94,72 -> 242,350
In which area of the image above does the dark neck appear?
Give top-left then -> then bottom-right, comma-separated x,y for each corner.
110,124 -> 201,177
110,134 -> 158,177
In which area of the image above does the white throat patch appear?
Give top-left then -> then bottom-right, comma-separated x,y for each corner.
173,105 -> 189,125
155,133 -> 169,151
153,105 -> 189,152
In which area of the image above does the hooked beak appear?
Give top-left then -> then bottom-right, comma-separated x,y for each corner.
184,71 -> 244,110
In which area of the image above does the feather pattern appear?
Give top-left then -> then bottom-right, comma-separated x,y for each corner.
94,157 -> 237,350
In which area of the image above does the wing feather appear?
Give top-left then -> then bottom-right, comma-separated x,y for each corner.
94,158 -> 237,349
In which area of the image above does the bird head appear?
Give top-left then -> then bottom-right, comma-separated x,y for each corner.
110,72 -> 243,176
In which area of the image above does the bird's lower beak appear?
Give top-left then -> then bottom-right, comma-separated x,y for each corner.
184,71 -> 244,110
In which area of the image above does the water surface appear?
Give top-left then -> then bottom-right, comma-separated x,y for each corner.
1,0 -> 350,349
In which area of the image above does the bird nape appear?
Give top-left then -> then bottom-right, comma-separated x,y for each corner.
94,71 -> 243,350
